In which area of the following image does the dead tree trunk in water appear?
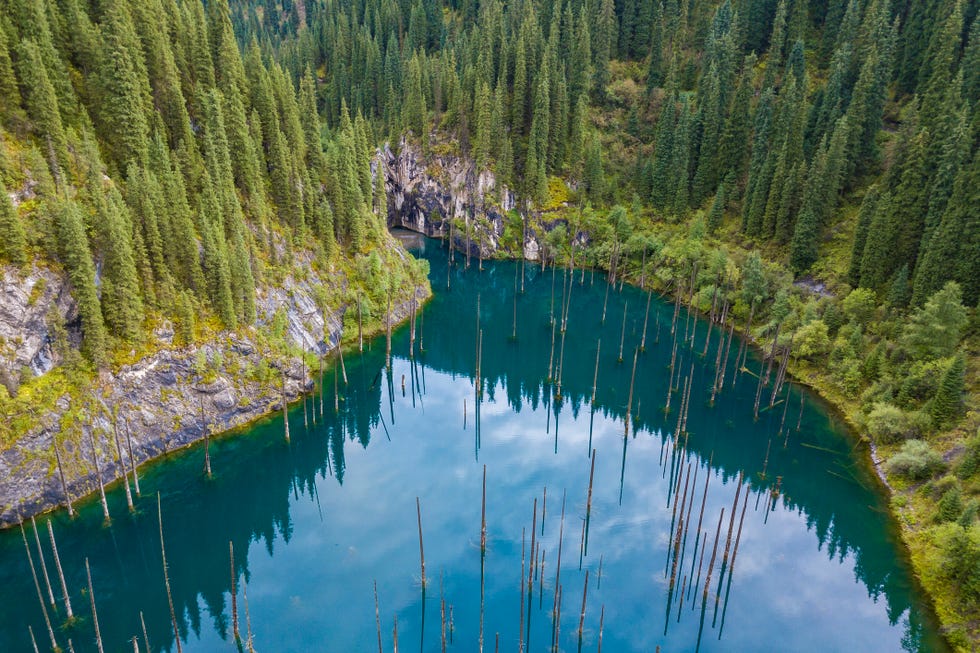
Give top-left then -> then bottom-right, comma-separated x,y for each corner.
199,397 -> 211,476
87,426 -> 110,523
47,520 -> 73,620
22,522 -> 57,650
112,413 -> 133,510
85,558 -> 104,653
158,494 -> 183,653
281,370 -> 291,443
358,295 -> 364,352
124,417 -> 141,496
30,516 -> 55,609
230,541 -> 239,642
53,435 -> 73,517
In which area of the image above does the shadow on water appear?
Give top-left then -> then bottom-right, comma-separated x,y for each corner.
0,235 -> 947,652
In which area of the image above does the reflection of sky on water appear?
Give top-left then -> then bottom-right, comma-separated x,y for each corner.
0,243 -> 945,652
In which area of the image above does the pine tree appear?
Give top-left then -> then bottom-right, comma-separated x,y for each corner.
691,64 -> 722,205
198,173 -> 236,328
741,88 -> 774,234
0,21 -> 25,127
790,117 -> 849,273
670,98 -> 692,215
0,179 -> 27,266
55,200 -> 108,365
511,36 -> 528,136
149,136 -> 205,296
707,182 -> 726,233
912,148 -> 980,306
847,186 -> 880,287
931,354 -> 965,428
89,179 -> 145,340
472,80 -> 492,169
13,40 -> 68,170
97,0 -> 152,167
570,5 -> 593,106
887,264 -> 911,309
593,0 -> 615,98
527,64 -> 551,199
124,164 -> 172,307
716,55 -> 754,186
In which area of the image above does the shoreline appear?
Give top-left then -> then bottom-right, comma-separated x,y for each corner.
0,283 -> 430,529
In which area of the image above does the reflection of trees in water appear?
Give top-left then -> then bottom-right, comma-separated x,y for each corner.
0,247 -> 927,652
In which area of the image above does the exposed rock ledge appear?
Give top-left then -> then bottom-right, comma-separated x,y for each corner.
0,256 -> 428,527
380,138 -> 546,261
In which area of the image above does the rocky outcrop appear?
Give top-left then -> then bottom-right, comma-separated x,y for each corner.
380,139 -> 546,260
0,255 -> 429,527
0,266 -> 78,394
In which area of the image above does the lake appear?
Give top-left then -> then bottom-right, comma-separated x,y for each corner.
0,236 -> 947,652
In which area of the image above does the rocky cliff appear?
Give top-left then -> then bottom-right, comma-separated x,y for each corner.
0,249 -> 428,527
0,266 -> 78,394
380,138 -> 544,261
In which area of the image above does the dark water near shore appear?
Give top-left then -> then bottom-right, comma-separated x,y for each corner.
0,236 -> 946,652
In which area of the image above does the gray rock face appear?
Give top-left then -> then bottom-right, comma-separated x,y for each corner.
0,259 -> 429,527
381,139 -> 544,260
0,266 -> 78,390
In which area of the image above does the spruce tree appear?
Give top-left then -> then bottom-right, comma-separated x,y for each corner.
199,173 -> 236,328
707,182 -> 726,234
97,0 -> 152,167
0,179 -> 27,266
0,21 -> 25,127
593,0 -> 615,98
55,200 -> 108,365
472,81 -> 492,169
847,186 -> 880,287
91,182 -> 145,341
912,148 -> 980,306
670,97 -> 692,215
931,354 -> 965,428
13,40 -> 68,169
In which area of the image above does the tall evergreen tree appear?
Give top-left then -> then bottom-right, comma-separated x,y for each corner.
55,200 -> 108,364
96,0 -> 152,167
13,40 -> 68,169
0,179 -> 27,266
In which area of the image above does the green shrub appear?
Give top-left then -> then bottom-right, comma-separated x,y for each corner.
795,319 -> 831,359
886,440 -> 945,480
866,403 -> 929,443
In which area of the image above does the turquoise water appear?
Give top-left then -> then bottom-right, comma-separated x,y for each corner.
0,237 -> 946,652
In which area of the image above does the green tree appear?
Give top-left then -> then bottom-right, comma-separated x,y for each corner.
96,0 -> 152,167
0,21 -> 25,127
932,354 -> 966,428
847,187 -> 880,287
13,40 -> 68,169
55,200 -> 107,364
0,180 -> 27,266
593,0 -> 615,98
707,182 -> 726,233
903,281 -> 969,360
912,143 -> 980,307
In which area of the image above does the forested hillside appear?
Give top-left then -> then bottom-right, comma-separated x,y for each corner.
0,0 -> 978,646
228,0 -> 977,305
226,0 -> 980,643
0,0 -> 413,372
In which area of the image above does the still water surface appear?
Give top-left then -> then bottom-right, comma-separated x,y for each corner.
0,236 -> 946,652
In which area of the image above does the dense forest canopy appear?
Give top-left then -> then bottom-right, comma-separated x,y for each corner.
0,0 -> 408,369
227,0 -> 977,304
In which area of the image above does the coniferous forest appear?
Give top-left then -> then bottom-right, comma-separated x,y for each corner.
0,0 -> 978,647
